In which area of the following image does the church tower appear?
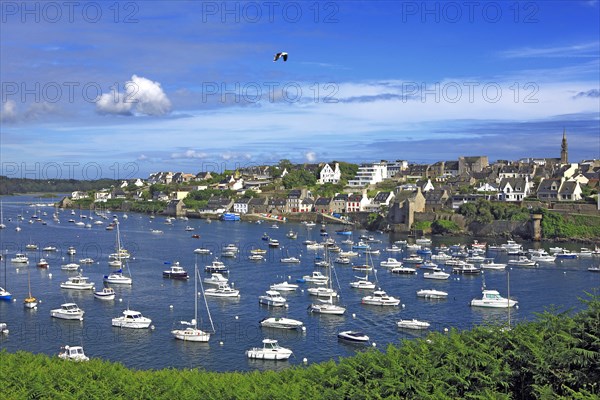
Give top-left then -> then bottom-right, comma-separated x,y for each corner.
560,129 -> 568,164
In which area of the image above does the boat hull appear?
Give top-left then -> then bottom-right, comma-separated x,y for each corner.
171,328 -> 210,342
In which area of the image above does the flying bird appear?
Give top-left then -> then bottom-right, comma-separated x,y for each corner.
273,52 -> 288,62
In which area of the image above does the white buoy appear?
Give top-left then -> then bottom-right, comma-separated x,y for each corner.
235,316 -> 239,320
288,275 -> 291,280
515,305 -> 519,309
352,313 -> 356,318
285,304 -> 289,308
303,357 -> 308,364
219,341 -> 224,346
301,289 -> 304,293
169,305 -> 174,309
372,342 -> 376,347
48,273 -> 52,278
34,306 -> 37,310
151,325 -> 155,330
402,304 -> 405,308
119,298 -> 123,302
13,298 -> 16,302
444,328 -> 449,333
16,268 -> 19,272
301,326 -> 306,332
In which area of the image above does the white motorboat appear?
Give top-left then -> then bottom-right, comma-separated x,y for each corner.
307,286 -> 337,298
337,331 -> 370,343
172,263 -> 215,342
94,287 -> 116,300
60,263 -> 80,271
361,289 -> 400,306
79,258 -> 94,264
246,339 -> 293,360
269,281 -> 298,292
37,258 -> 49,268
108,259 -> 123,268
308,297 -> 346,315
423,271 -> 450,280
250,248 -> 267,255
25,243 -> 38,250
194,248 -> 211,255
385,245 -> 402,252
403,255 -> 424,265
588,266 -> 600,272
549,246 -> 564,253
260,317 -> 303,330
352,264 -> 372,272
390,266 -> 417,274
578,248 -> 593,257
416,289 -> 448,299
103,269 -> 132,285
60,275 -> 95,290
43,246 -> 58,252
204,273 -> 228,286
334,256 -> 351,264
301,271 -> 329,285
452,262 -> 482,274
507,256 -> 538,267
431,252 -> 453,262
205,260 -> 229,274
162,262 -> 189,280
280,256 -> 301,263
286,230 -> 297,239
480,260 -> 507,270
470,289 -> 517,308
112,309 -> 152,328
258,290 -> 287,306
205,283 -> 240,298
66,246 -> 76,255
11,253 -> 29,263
397,319 -> 430,330
50,303 -> 84,320
415,237 -> 432,246
58,345 -> 89,361
339,251 -> 359,257
268,239 -> 280,247
349,275 -> 376,289
248,254 -> 264,261
380,258 -> 402,268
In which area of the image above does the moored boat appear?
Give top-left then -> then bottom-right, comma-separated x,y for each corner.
246,339 -> 293,360
397,319 -> 430,330
337,330 -> 369,343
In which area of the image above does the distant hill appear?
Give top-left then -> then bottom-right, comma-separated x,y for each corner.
0,176 -> 121,195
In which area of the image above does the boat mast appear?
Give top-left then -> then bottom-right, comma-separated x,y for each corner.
197,257 -> 215,333
507,270 -> 511,329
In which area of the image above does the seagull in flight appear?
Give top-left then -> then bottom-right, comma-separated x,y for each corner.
273,52 -> 288,62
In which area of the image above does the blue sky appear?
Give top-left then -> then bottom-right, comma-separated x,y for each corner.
1,0 -> 599,179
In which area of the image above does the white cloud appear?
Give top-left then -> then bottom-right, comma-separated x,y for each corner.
170,149 -> 208,159
305,151 -> 317,162
96,75 -> 172,116
498,41 -> 600,58
0,100 -> 17,122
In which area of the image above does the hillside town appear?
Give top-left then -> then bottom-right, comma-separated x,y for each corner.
63,132 -> 599,234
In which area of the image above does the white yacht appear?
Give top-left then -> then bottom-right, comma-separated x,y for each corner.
10,253 -> 29,263
470,289 -> 517,308
258,290 -> 287,306
58,345 -> 89,361
194,248 -> 211,255
50,303 -> 84,320
361,289 -> 400,306
112,309 -> 152,329
172,264 -> 214,342
307,286 -> 337,298
390,266 -> 417,274
205,260 -> 229,274
302,271 -> 329,285
204,283 -> 240,297
246,339 -> 293,360
94,287 -> 116,300
349,274 -> 376,289
416,289 -> 448,299
397,319 -> 430,330
423,271 -> 450,280
269,281 -> 298,292
480,260 -> 507,270
259,317 -> 303,330
103,270 -> 132,285
380,258 -> 402,268
337,331 -> 370,343
60,275 -> 95,290
507,256 -> 538,267
280,256 -> 301,263
203,273 -> 228,286
61,263 -> 80,271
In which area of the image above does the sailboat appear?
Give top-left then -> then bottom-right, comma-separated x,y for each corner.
24,271 -> 37,309
0,200 -> 6,229
1,255 -> 12,301
104,222 -> 132,285
171,260 -> 215,342
361,252 -> 401,306
308,247 -> 346,315
350,252 -> 376,289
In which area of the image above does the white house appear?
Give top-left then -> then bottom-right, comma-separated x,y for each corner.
497,177 -> 531,202
476,183 -> 498,192
233,198 -> 251,214
348,162 -> 387,187
71,191 -> 88,200
346,192 -> 370,212
422,179 -> 435,192
318,163 -> 341,184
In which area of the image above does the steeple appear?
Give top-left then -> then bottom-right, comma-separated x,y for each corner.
560,128 -> 568,164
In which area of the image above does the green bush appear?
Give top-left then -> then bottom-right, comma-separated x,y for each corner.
431,219 -> 460,234
1,293 -> 599,398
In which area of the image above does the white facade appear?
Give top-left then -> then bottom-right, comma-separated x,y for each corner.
348,163 -> 387,187
233,200 -> 250,214
318,163 -> 341,184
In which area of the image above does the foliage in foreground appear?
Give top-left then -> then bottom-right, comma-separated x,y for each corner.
1,293 -> 599,399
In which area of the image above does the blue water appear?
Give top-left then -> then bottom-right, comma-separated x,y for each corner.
0,195 -> 598,372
